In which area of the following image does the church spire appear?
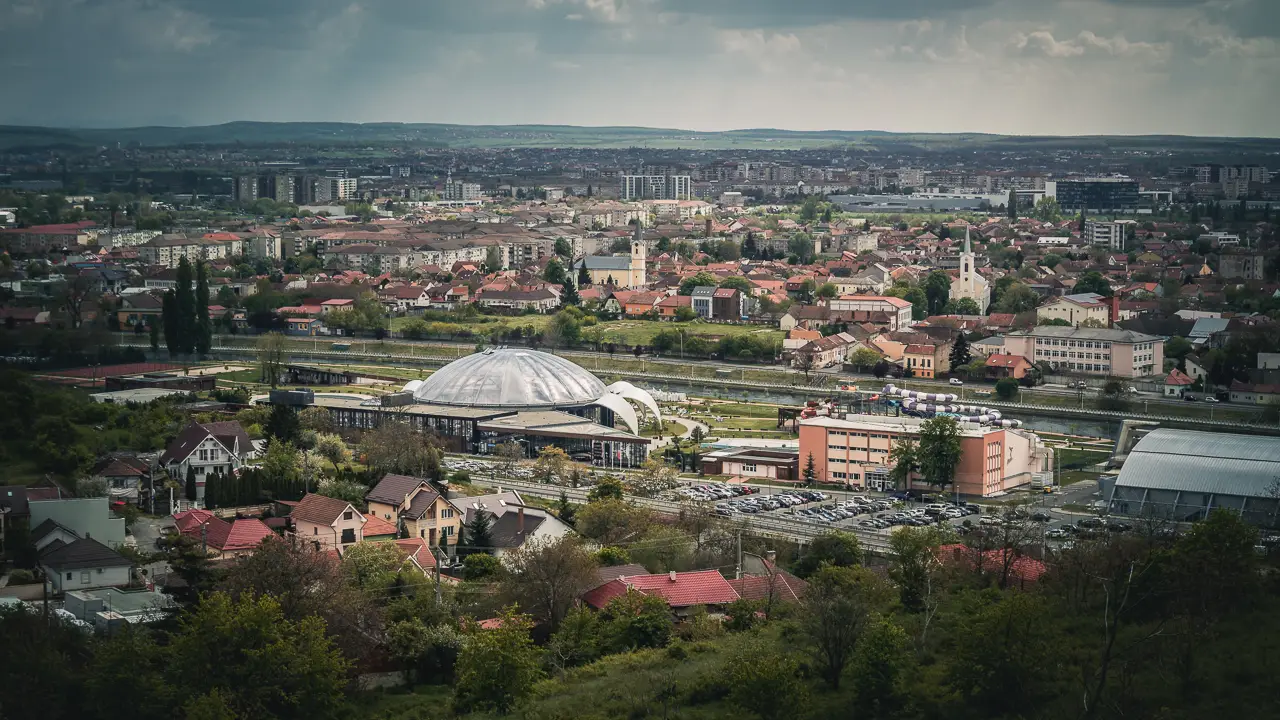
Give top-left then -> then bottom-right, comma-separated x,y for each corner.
964,226 -> 971,255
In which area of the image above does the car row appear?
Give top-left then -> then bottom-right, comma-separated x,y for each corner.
678,482 -> 759,502
714,490 -> 829,516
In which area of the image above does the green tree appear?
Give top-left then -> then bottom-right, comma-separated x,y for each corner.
175,257 -> 196,354
801,565 -> 893,689
1007,188 -> 1018,220
1042,253 -> 1063,269
463,553 -> 501,581
162,289 -> 179,356
949,332 -> 972,368
167,592 -> 350,720
185,465 -> 197,502
943,297 -> 982,316
924,271 -> 951,316
815,282 -> 838,300
993,282 -> 1041,313
587,476 -> 625,502
484,245 -> 504,273
848,346 -> 881,371
678,271 -> 718,295
947,591 -> 1054,715
888,526 -> 948,613
599,590 -> 673,651
888,436 -> 919,490
553,237 -> 572,259
454,609 -> 545,715
803,452 -> 817,486
195,259 -> 212,356
725,637 -> 809,720
1034,196 -> 1063,222
543,257 -> 568,286
995,377 -> 1020,400
788,233 -> 816,264
256,332 -> 287,388
851,618 -> 911,717
1075,271 -> 1114,297
500,536 -> 600,630
719,275 -> 753,293
461,509 -> 494,556
793,530 -> 863,578
265,404 -> 300,443
903,286 -> 928,320
917,416 -> 962,493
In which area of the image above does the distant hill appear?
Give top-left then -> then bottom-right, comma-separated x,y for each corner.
1,121 -> 1278,153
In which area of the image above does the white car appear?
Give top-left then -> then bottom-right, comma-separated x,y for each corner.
949,378 -> 964,386
1203,396 -> 1219,403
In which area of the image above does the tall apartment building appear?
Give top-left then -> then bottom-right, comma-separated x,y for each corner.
315,177 -> 358,203
444,179 -> 482,202
270,175 -> 297,204
1084,220 -> 1135,250
234,175 -> 260,203
620,174 -> 692,200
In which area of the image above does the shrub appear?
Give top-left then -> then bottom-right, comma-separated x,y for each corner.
6,569 -> 35,585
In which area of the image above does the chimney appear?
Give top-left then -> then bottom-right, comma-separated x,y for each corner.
517,506 -> 524,534
668,570 -> 677,582
765,549 -> 777,565
1108,295 -> 1120,328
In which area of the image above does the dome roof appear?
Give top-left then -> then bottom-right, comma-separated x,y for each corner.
412,349 -> 607,409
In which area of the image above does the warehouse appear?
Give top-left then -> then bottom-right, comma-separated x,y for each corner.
1104,428 -> 1280,526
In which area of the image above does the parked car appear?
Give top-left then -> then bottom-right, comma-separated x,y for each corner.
1203,396 -> 1219,403
1031,512 -> 1053,522
949,378 -> 964,386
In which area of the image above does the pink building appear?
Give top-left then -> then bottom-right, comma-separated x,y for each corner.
798,414 -> 1053,497
1001,326 -> 1163,379
290,493 -> 367,553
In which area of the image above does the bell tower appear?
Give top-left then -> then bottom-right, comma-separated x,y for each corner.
630,218 -> 647,288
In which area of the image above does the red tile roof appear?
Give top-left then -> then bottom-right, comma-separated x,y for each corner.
1163,368 -> 1193,386
937,544 -> 1047,585
362,513 -> 398,537
221,519 -> 275,552
394,537 -> 436,570
727,572 -> 807,603
582,570 -> 740,609
173,509 -> 216,534
985,353 -> 1031,369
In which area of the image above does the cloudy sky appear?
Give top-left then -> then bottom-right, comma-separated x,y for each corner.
2,0 -> 1277,136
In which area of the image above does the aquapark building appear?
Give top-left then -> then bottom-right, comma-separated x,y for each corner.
797,385 -> 1053,497
275,349 -> 660,468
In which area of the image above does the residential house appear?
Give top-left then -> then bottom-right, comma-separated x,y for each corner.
474,288 -> 559,313
655,294 -> 693,318
904,343 -> 946,379
827,295 -> 913,331
985,353 -> 1033,380
622,291 -> 665,318
365,474 -> 463,549
89,455 -> 151,502
794,332 -> 855,369
117,294 -> 164,329
460,490 -> 575,558
582,570 -> 741,617
172,509 -> 275,559
382,284 -> 430,312
1162,368 -> 1194,398
158,421 -> 254,503
290,493 -> 367,553
690,287 -> 715,319
40,538 -> 133,593
29,497 -> 125,549
1035,293 -> 1110,327
285,317 -> 324,336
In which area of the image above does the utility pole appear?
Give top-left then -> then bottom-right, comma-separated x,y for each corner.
433,548 -> 443,606
201,522 -> 208,555
734,529 -> 743,580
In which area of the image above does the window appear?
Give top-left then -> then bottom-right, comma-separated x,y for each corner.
343,510 -> 353,520
341,528 -> 356,544
442,526 -> 454,538
80,571 -> 91,584
742,464 -> 757,472
313,527 -> 318,535
442,508 -> 454,519
67,572 -> 73,580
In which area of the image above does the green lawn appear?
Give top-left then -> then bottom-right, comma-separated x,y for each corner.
706,402 -> 783,418
586,319 -> 783,348
640,420 -> 688,438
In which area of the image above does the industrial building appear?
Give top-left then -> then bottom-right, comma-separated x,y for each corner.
1104,428 -> 1280,526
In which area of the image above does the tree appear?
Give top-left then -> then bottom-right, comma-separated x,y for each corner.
463,553 -> 502,581
313,433 -> 349,467
949,332 -> 972,369
725,637 -> 809,720
794,351 -> 815,381
599,589 -> 673,652
1075,270 -> 1114,297
149,320 -> 160,351
947,591 -> 1054,716
454,608 -> 544,716
631,457 -> 679,497
162,290 -> 179,356
553,237 -> 572,259
793,530 -> 864,578
851,618 -> 911,717
360,421 -> 442,479
495,441 -> 524,472
299,406 -> 334,433
1034,196 -> 1063,222
917,416 -> 962,493
185,465 -> 197,502
943,297 -> 982,316
848,347 -> 881,371
800,565 -> 892,689
1007,188 -> 1018,220
167,592 -> 350,720
484,245 -> 504,272
678,271 -> 717,295
995,377 -> 1019,400
543,257 -> 568,286
888,525 -> 948,614
803,452 -> 817,486
924,271 -> 951,316
265,404 -> 300,444
256,332 -> 287,387
873,360 -> 891,378
461,508 -> 494,556
546,606 -> 602,673
575,499 -> 653,545
993,282 -> 1041,313
175,257 -> 196,355
788,233 -> 816,264
903,286 -> 928,320
888,437 -> 919,490
195,259 -> 212,356
500,536 -> 599,630
815,282 -> 838,300
385,619 -> 463,685
56,271 -> 95,329
1042,253 -> 1063,269
587,476 -> 624,502
341,540 -> 407,591
719,275 -> 752,293
576,264 -> 591,287
596,546 -> 630,566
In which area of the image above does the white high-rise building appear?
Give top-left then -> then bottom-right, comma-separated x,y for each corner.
620,175 -> 692,200
315,177 -> 358,203
949,228 -> 991,314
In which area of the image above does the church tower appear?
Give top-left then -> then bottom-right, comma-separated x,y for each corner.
630,218 -> 647,288
950,226 -> 991,313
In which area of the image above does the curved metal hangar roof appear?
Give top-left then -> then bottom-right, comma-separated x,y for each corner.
1115,428 -> 1280,498
410,348 -> 607,409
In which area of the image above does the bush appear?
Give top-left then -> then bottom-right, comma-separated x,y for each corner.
995,378 -> 1020,400
6,569 -> 36,585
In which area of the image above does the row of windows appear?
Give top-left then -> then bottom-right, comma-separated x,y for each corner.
1036,338 -> 1113,349
828,431 -> 890,439
1037,349 -> 1109,360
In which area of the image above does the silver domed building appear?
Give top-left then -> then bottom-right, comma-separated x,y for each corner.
273,349 -> 658,468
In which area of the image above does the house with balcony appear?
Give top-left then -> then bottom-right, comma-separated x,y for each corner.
158,421 -> 255,504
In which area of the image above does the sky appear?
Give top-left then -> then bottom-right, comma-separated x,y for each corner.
2,0 -> 1278,137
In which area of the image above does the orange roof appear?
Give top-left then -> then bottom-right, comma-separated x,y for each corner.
362,513 -> 398,536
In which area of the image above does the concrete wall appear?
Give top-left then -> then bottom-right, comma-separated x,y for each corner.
29,498 -> 125,548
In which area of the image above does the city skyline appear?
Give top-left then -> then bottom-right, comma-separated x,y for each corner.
3,0 -> 1278,137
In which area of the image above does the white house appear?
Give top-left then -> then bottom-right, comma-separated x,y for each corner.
40,538 -> 133,593
158,421 -> 255,503
461,491 -> 575,559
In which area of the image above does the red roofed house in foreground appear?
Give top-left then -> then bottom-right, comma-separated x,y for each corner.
936,543 -> 1047,589
582,570 -> 741,616
171,509 -> 275,560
